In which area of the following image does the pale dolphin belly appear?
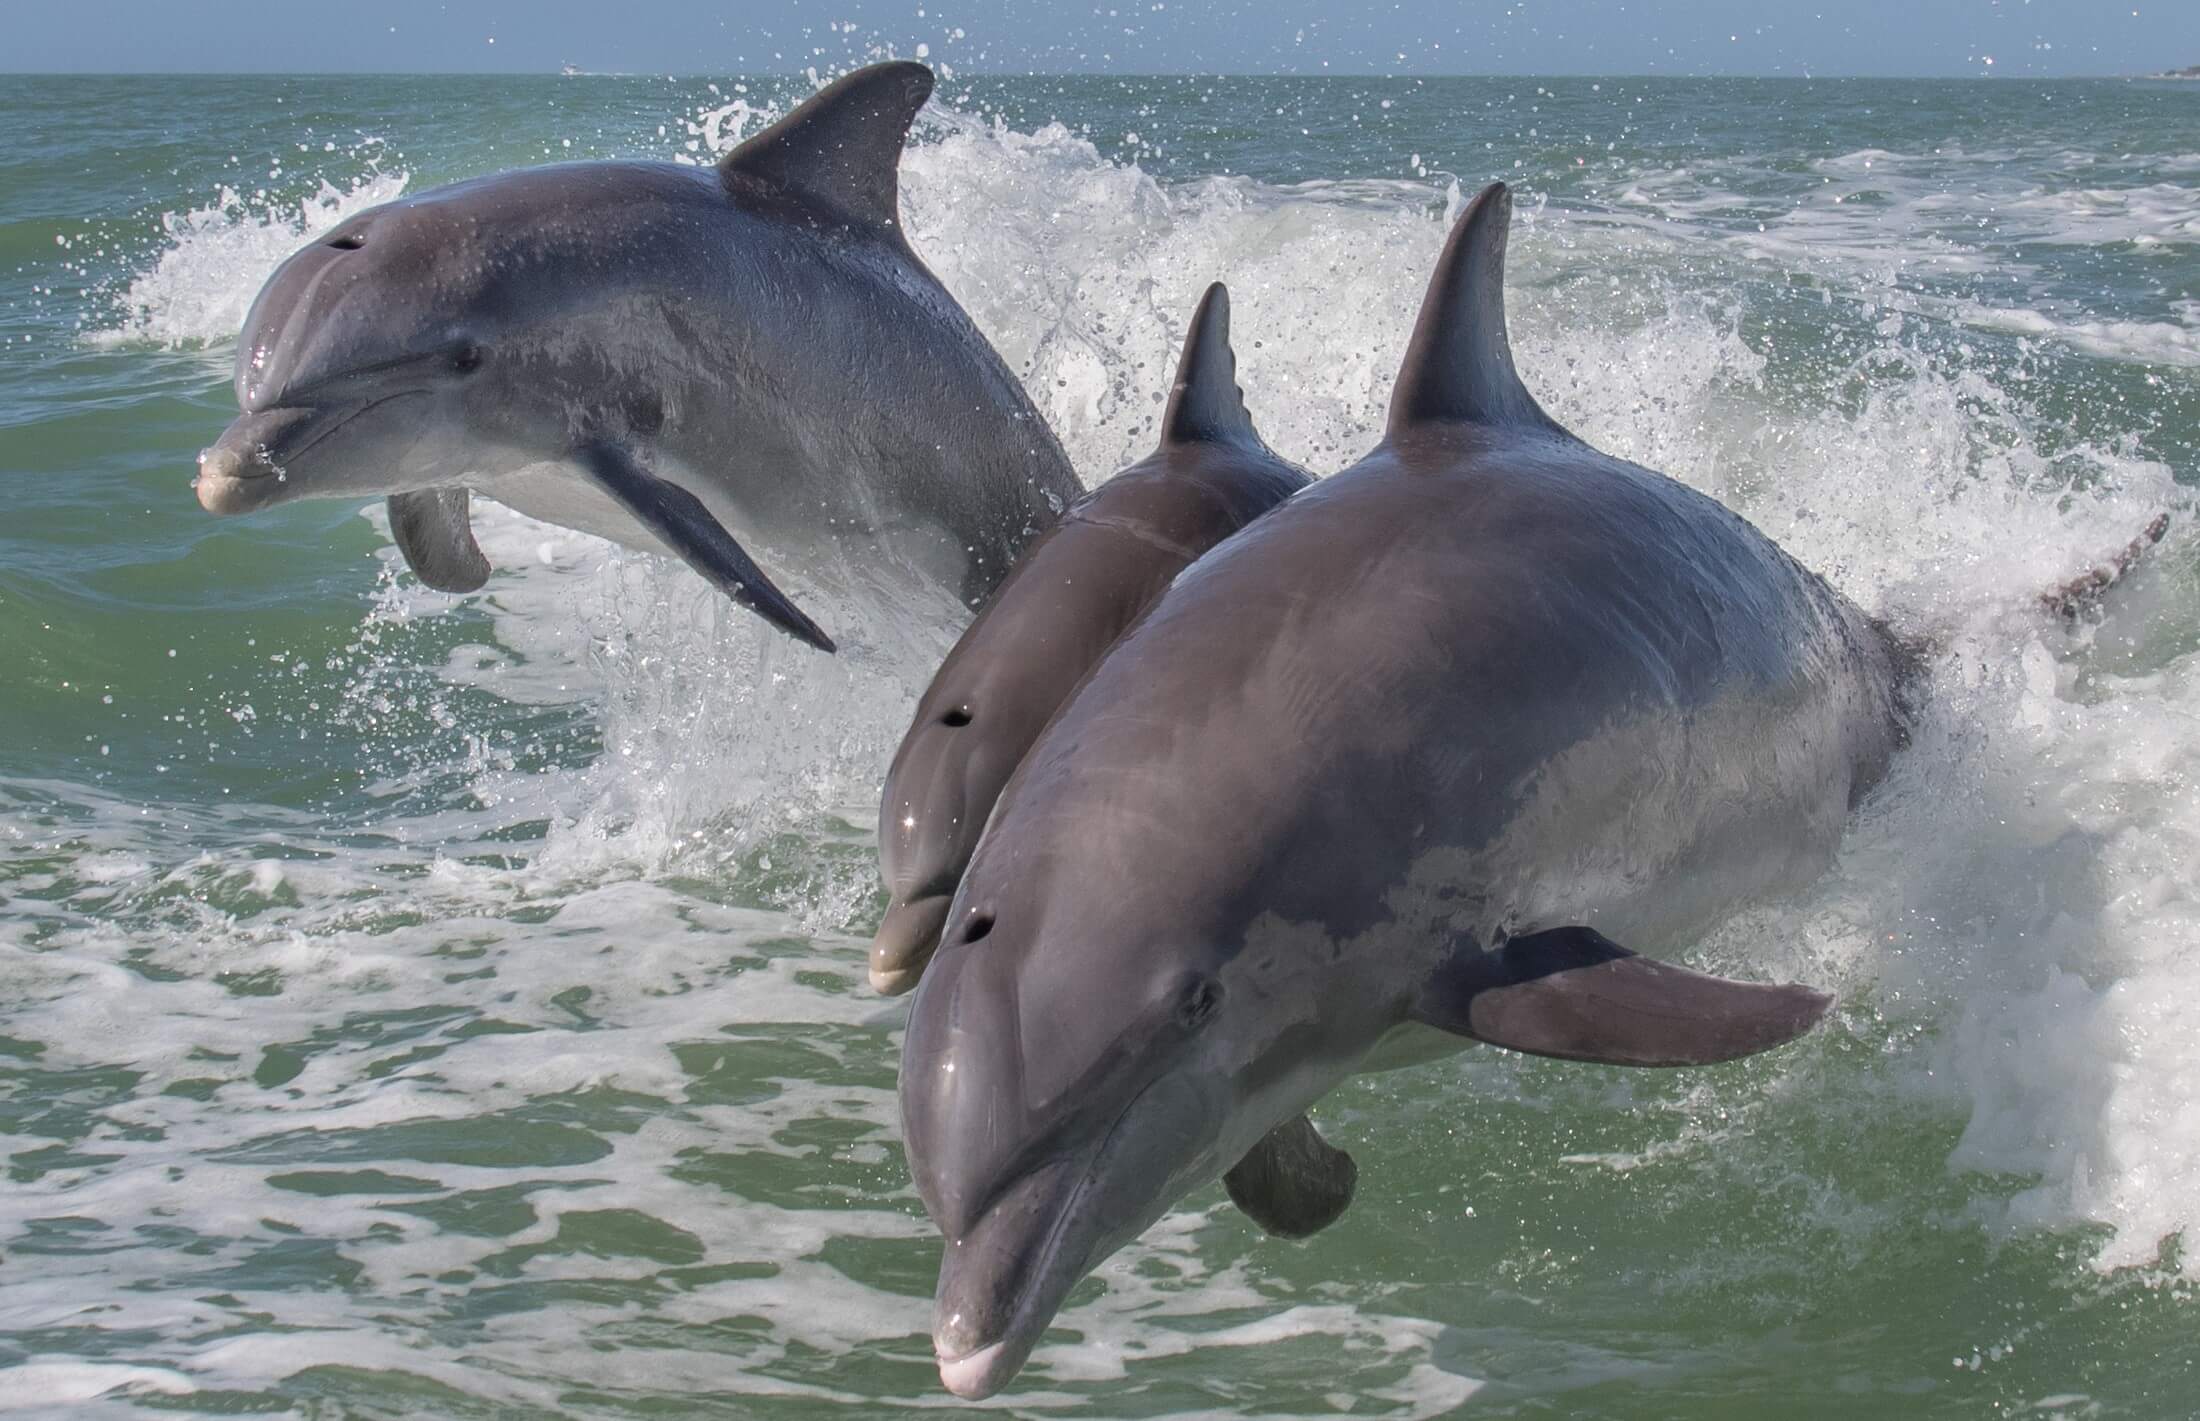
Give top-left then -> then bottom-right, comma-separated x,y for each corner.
479,459 -> 662,551
475,454 -> 980,652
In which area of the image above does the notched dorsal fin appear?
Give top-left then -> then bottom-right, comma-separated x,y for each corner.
1386,181 -> 1562,436
1162,283 -> 1262,449
718,60 -> 934,229
1414,925 -> 1832,1067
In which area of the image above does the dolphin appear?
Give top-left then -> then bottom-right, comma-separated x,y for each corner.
898,182 -> 1914,1399
194,62 -> 1081,652
870,283 -> 1310,994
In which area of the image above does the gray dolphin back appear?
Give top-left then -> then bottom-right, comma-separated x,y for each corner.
869,283 -> 1308,993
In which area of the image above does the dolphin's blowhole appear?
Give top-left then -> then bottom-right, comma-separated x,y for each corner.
1176,976 -> 1223,1029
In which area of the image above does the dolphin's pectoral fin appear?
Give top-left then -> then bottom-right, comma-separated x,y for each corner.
1224,1113 -> 1358,1239
387,488 -> 490,593
1414,925 -> 1833,1067
574,442 -> 836,652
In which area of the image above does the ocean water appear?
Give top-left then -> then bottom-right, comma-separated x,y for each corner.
3,68 -> 2199,1418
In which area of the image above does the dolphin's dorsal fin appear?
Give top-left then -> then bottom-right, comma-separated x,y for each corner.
718,61 -> 933,230
1162,283 -> 1262,448
1386,181 -> 1563,436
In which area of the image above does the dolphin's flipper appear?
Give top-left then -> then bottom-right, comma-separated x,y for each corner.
1162,283 -> 1262,449
387,488 -> 490,593
1414,925 -> 1832,1067
1386,181 -> 1566,437
718,61 -> 933,232
575,443 -> 836,652
1223,1113 -> 1358,1239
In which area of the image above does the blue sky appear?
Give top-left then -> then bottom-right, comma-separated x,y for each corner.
8,0 -> 2194,76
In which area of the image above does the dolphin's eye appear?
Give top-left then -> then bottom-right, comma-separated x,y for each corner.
941,706 -> 972,728
961,910 -> 995,944
326,232 -> 365,250
450,344 -> 485,376
1175,975 -> 1223,1030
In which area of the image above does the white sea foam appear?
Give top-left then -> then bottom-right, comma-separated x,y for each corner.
19,77 -> 2200,1414
1602,146 -> 2200,365
1949,301 -> 2200,367
1996,181 -> 2200,247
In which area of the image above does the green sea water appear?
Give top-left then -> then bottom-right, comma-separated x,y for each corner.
3,71 -> 2199,1417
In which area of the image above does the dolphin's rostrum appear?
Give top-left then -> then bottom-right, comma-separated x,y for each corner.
871,282 -> 1309,993
196,63 -> 1081,651
899,182 -> 1910,1400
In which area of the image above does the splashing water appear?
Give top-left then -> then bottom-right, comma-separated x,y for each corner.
93,171 -> 410,350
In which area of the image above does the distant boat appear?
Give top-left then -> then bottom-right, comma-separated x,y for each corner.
2145,64 -> 2200,79
560,63 -> 586,77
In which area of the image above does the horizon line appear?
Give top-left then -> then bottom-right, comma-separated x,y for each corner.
2,68 -> 2190,82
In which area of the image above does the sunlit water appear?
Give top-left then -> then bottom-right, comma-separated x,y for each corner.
3,70 -> 2199,1418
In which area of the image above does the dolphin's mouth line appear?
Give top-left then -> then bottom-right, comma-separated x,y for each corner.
935,1157 -> 1094,1371
936,1070 -> 1171,1371
284,389 -> 431,463
209,390 -> 428,478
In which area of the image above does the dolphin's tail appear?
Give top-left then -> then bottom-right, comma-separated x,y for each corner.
1879,510 -> 2172,659
1869,510 -> 2175,755
2042,512 -> 2171,624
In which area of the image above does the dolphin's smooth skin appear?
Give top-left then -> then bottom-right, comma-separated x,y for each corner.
870,283 -> 1310,994
899,182 -> 1912,1400
195,62 -> 1080,651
